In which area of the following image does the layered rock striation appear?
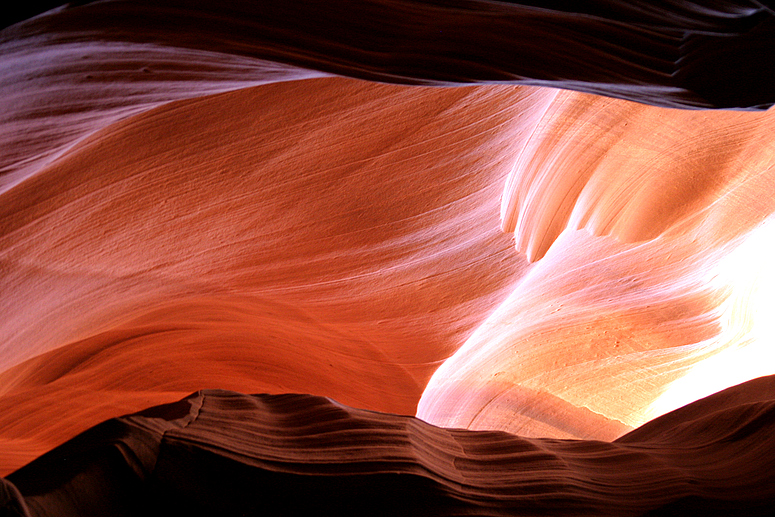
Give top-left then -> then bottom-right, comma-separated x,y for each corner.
5,380 -> 775,516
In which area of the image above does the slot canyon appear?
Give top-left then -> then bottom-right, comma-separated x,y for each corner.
2,1 -> 775,515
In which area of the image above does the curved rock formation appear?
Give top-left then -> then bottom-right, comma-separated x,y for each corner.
0,76 -> 538,471
3,1 -> 775,514
5,381 -> 775,516
6,0 -> 775,109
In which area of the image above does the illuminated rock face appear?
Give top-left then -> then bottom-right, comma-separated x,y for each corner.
419,95 -> 775,438
3,1 -> 775,514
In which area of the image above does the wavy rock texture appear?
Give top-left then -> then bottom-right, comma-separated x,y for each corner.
5,384 -> 775,516
0,76 -> 544,471
5,0 -> 775,109
420,97 -> 775,437
3,0 -> 775,514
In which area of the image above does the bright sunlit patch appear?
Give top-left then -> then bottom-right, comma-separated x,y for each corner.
647,216 -> 775,418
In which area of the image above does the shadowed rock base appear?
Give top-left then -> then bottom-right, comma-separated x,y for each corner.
4,376 -> 775,516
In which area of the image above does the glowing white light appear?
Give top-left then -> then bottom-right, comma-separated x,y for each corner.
648,216 -> 775,418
